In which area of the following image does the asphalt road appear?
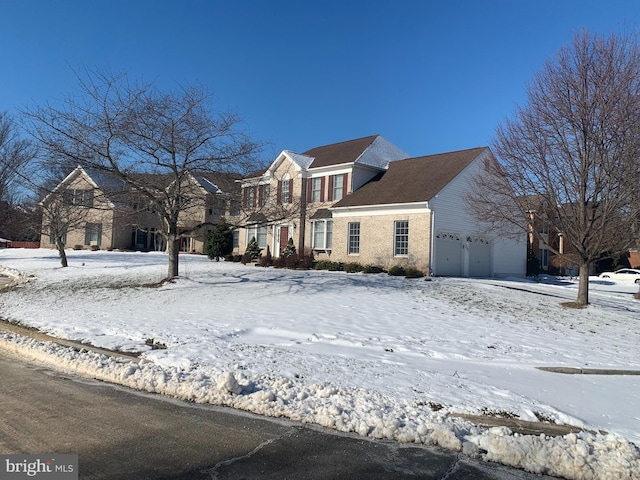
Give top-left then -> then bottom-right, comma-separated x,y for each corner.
0,350 -> 559,480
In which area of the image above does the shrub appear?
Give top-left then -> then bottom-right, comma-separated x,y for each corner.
404,267 -> 426,278
89,245 -> 100,251
205,219 -> 233,261
233,254 -> 243,262
241,252 -> 253,264
344,262 -> 363,273
73,244 -> 83,251
387,265 -> 406,276
363,265 -> 385,274
244,236 -> 262,262
224,254 -> 234,262
314,260 -> 331,270
297,253 -> 315,270
258,249 -> 273,267
281,238 -> 297,257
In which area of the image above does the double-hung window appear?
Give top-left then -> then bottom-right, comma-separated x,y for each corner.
85,223 -> 102,246
247,225 -> 267,248
310,178 -> 322,203
280,178 -> 290,204
394,220 -> 408,256
348,222 -> 360,255
311,220 -> 333,250
64,189 -> 94,207
332,174 -> 344,201
260,184 -> 270,207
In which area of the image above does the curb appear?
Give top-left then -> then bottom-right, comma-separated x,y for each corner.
0,319 -> 141,363
537,366 -> 640,375
452,413 -> 604,437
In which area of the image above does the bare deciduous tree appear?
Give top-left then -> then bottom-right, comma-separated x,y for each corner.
468,30 -> 640,306
22,69 -> 262,280
0,111 -> 37,238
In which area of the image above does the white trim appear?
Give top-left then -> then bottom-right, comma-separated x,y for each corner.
331,202 -> 430,217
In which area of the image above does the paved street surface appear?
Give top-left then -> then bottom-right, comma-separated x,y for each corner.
0,350 -> 559,479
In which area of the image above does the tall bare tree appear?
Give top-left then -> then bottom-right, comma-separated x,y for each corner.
0,111 -> 37,238
468,30 -> 640,306
22,69 -> 262,280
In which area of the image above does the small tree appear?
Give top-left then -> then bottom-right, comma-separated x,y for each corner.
204,219 -> 233,261
281,237 -> 296,257
244,236 -> 262,261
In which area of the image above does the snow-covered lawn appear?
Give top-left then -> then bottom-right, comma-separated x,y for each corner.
1,248 -> 639,479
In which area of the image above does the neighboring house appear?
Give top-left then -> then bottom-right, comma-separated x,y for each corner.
40,166 -> 241,253
524,200 -> 639,276
238,135 -> 409,258
330,147 -> 525,276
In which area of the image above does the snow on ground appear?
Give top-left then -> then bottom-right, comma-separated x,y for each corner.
0,248 -> 639,479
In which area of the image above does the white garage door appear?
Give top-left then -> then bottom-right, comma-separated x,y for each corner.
468,237 -> 491,277
435,231 -> 462,276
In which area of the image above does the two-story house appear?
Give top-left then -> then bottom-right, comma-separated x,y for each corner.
238,137 -> 526,277
41,166 -> 241,253
237,135 -> 410,259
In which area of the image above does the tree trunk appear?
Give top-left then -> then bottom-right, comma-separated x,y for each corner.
576,261 -> 590,306
56,239 -> 68,268
167,234 -> 179,280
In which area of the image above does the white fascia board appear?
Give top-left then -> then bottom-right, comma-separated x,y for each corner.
306,163 -> 354,177
262,150 -> 315,180
331,202 -> 430,217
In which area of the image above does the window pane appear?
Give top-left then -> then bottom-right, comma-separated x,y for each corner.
394,220 -> 408,256
326,221 -> 333,249
281,179 -> 290,204
332,174 -> 343,201
312,221 -> 325,249
257,226 -> 267,247
85,223 -> 102,246
311,178 -> 321,202
348,222 -> 360,254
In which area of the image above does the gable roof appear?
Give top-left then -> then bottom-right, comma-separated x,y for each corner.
332,147 -> 488,208
302,135 -> 380,168
193,172 -> 242,195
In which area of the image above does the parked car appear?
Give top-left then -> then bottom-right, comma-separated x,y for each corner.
598,268 -> 640,284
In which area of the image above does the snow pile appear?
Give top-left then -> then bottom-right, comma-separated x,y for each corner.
1,249 -> 640,479
1,330 -> 639,480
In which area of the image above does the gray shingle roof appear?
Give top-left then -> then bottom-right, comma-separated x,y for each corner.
332,147 -> 487,208
302,135 -> 380,168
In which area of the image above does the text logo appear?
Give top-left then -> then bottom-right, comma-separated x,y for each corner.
1,455 -> 78,479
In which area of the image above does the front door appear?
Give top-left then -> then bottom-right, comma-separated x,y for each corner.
279,226 -> 289,255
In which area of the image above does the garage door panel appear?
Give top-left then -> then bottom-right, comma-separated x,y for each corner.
435,232 -> 462,276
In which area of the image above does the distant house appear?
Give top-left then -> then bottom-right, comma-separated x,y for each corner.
238,137 -> 526,277
0,237 -> 9,248
40,166 -> 241,253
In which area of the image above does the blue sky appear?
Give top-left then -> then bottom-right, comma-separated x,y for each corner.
2,1 -> 640,161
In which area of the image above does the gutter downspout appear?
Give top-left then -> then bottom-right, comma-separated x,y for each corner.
429,209 -> 435,276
